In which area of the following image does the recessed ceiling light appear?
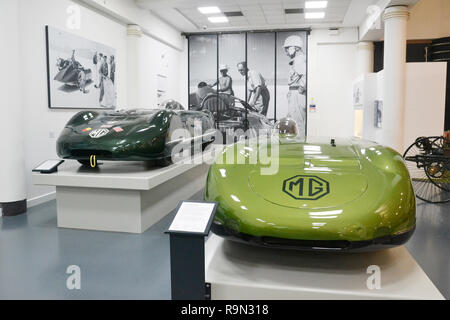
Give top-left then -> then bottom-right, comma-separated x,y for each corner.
198,6 -> 221,14
305,1 -> 328,9
208,16 -> 229,23
305,12 -> 326,19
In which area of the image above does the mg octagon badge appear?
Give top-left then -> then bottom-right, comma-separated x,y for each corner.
283,175 -> 330,200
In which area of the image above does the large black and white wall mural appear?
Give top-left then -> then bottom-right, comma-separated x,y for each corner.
188,30 -> 308,136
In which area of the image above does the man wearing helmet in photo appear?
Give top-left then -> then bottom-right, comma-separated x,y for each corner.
284,35 -> 307,137
275,117 -> 299,138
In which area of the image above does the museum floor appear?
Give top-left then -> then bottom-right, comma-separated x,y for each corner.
0,191 -> 448,300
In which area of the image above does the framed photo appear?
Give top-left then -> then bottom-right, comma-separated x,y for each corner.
374,100 -> 383,128
353,81 -> 364,107
46,26 -> 117,109
157,74 -> 168,106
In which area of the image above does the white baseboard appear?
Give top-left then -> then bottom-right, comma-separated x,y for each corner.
27,192 -> 56,208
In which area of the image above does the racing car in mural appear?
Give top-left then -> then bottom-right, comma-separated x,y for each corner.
205,119 -> 416,252
54,55 -> 93,88
195,93 -> 273,139
57,101 -> 215,168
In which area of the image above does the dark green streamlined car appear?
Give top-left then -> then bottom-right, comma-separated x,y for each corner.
205,137 -> 416,252
57,107 -> 215,167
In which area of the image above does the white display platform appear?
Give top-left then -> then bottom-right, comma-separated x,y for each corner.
205,234 -> 444,300
32,154 -> 212,233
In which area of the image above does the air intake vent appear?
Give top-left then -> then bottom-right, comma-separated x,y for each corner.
285,8 -> 304,14
224,11 -> 244,17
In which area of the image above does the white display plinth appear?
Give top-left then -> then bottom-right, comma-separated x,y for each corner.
205,234 -> 444,300
32,155 -> 212,233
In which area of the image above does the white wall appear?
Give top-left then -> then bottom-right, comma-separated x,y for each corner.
403,62 -> 447,149
307,28 -> 359,138
137,35 -> 184,108
79,0 -> 185,50
358,73 -> 382,143
361,63 -> 447,152
178,38 -> 189,108
0,0 -> 27,204
358,70 -> 384,144
17,0 -> 184,206
19,0 -> 128,205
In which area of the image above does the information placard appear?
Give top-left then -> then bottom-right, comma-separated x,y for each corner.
168,201 -> 218,235
32,160 -> 64,174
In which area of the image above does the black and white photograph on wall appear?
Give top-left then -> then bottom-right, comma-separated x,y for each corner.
375,100 -> 383,128
46,26 -> 117,109
353,81 -> 364,107
187,30 -> 308,138
157,74 -> 168,106
277,31 -> 308,137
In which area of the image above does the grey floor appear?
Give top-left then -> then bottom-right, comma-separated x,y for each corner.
0,194 -> 448,300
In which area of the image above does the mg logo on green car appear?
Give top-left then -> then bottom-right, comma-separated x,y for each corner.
283,175 -> 330,200
89,129 -> 110,139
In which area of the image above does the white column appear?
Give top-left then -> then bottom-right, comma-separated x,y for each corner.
356,42 -> 374,76
127,24 -> 143,108
0,0 -> 27,215
382,6 -> 410,152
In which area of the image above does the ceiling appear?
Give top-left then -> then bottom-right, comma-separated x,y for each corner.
135,0 -> 419,33
178,0 -> 351,29
136,0 -> 368,32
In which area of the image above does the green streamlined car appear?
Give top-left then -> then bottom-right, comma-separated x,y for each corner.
205,136 -> 416,252
57,107 -> 215,167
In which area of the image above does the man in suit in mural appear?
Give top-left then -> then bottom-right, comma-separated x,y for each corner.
99,55 -> 109,104
284,35 -> 307,137
237,61 -> 270,116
